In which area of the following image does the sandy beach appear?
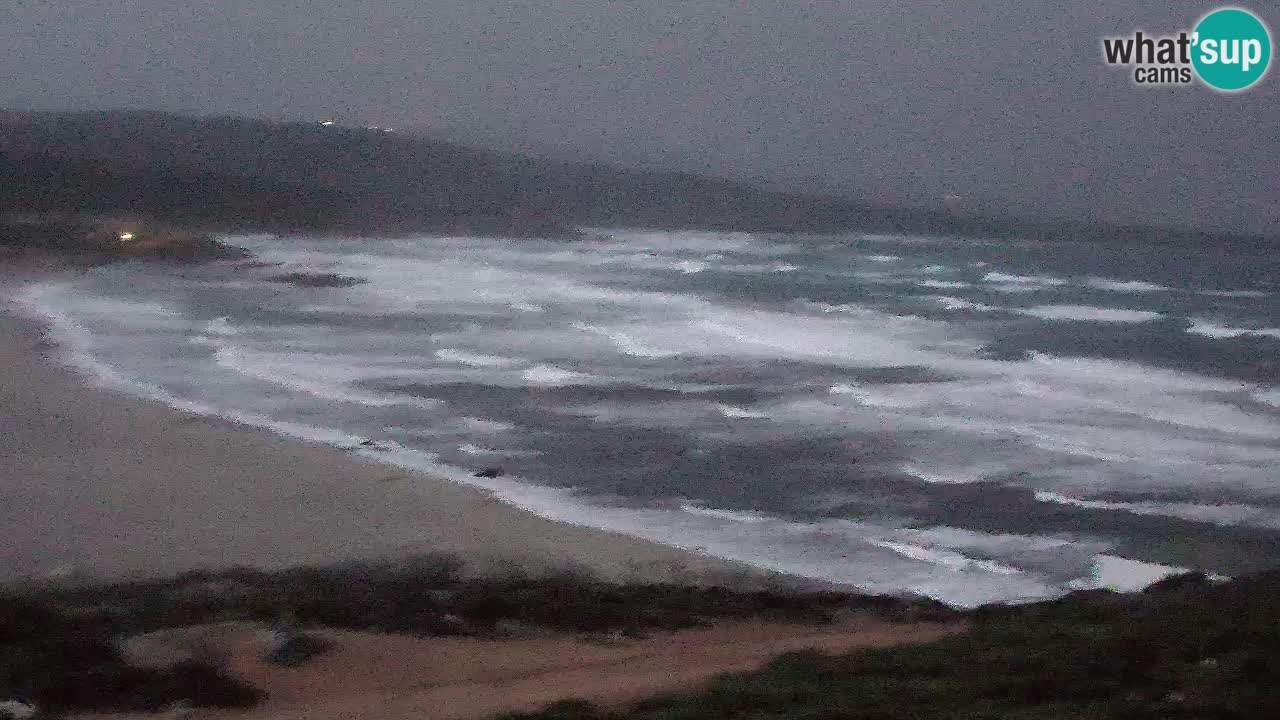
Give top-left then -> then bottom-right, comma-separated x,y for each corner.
0,268 -> 757,587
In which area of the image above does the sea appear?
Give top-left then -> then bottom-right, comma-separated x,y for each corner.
13,229 -> 1280,607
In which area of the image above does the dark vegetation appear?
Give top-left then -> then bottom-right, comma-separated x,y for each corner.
501,571 -> 1280,720
0,555 -> 947,714
10,555 -> 949,640
0,596 -> 261,715
2,110 -> 1270,244
7,557 -> 1280,718
262,629 -> 334,667
0,215 -> 247,263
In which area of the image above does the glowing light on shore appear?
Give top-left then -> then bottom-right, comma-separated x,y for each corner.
118,232 -> 135,241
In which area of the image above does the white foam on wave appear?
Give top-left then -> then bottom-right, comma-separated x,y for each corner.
205,316 -> 238,336
829,383 -> 929,409
458,443 -> 540,457
899,464 -> 979,485
1068,555 -> 1190,593
984,271 -> 1068,286
1186,320 -> 1280,340
1034,491 -> 1280,529
1015,305 -> 1163,323
926,296 -> 996,312
717,404 -> 770,419
214,345 -> 444,409
769,351 -> 1280,501
919,280 -> 972,289
17,284 -> 189,331
435,348 -> 522,367
571,322 -> 680,358
1086,278 -> 1169,293
522,364 -> 594,386
865,254 -> 901,263
509,301 -> 544,313
678,502 -> 774,524
869,541 -> 1022,576
982,271 -> 1070,293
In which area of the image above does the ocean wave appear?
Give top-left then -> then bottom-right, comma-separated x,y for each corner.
1034,491 -> 1280,529
435,348 -> 523,367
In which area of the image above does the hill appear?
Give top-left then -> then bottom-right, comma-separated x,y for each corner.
1,111 -> 1269,244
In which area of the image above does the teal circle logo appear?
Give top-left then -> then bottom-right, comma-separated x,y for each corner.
1192,8 -> 1272,91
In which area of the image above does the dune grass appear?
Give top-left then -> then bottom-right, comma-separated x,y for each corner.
498,572 -> 1280,720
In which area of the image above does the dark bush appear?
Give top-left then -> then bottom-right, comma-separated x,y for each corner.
0,595 -> 262,713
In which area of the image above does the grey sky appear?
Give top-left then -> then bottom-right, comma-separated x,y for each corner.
3,1 -> 1276,233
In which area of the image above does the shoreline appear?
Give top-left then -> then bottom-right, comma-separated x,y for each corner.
0,270 -> 774,588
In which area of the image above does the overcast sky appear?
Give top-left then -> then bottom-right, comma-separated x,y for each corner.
3,1 -> 1276,233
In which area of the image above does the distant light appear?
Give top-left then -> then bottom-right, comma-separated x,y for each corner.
118,232 -> 135,241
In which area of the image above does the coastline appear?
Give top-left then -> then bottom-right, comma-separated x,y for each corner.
0,268 -> 767,588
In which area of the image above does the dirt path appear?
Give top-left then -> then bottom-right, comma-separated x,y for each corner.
133,618 -> 964,720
